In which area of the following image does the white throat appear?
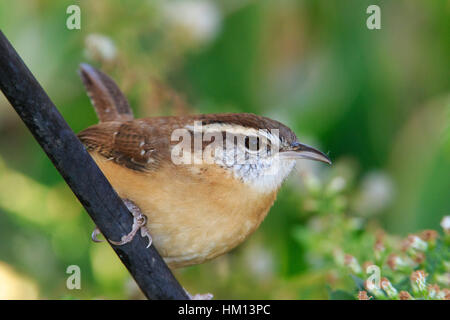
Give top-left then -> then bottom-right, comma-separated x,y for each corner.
229,157 -> 296,194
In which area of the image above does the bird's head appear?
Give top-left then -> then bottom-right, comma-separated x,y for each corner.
176,113 -> 331,193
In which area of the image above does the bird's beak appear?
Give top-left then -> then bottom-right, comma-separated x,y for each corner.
280,142 -> 332,165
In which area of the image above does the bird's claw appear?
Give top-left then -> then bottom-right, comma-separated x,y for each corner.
190,293 -> 214,300
109,213 -> 152,248
140,225 -> 152,248
91,227 -> 104,242
91,199 -> 152,248
184,288 -> 214,300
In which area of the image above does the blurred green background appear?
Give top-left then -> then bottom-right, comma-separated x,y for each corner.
0,0 -> 449,299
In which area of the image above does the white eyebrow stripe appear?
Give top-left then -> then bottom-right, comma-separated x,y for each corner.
184,123 -> 279,143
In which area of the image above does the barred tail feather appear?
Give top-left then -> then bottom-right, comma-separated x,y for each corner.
79,63 -> 134,122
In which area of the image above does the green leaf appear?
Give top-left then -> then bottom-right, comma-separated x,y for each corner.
329,290 -> 356,300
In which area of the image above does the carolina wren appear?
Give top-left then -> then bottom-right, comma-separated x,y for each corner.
77,64 -> 331,269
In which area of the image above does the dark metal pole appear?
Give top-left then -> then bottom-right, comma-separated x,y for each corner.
0,30 -> 189,300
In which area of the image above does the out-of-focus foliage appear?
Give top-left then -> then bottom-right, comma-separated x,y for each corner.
0,0 -> 448,299
290,163 -> 450,300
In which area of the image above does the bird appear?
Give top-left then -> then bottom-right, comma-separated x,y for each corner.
77,63 -> 331,271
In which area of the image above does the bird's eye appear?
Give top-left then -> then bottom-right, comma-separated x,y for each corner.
245,136 -> 260,151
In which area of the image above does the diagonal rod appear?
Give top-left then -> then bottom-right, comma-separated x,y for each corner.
0,30 -> 188,300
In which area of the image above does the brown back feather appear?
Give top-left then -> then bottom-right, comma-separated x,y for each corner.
77,64 -> 298,173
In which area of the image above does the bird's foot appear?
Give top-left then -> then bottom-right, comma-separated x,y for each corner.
91,227 -> 104,242
91,199 -> 152,248
190,293 -> 214,300
184,288 -> 214,300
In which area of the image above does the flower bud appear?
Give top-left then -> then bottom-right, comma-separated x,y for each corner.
427,284 -> 440,299
410,270 -> 428,293
380,277 -> 398,298
358,291 -> 371,300
364,279 -> 384,298
344,254 -> 362,274
399,291 -> 413,300
403,235 -> 428,252
441,216 -> 450,234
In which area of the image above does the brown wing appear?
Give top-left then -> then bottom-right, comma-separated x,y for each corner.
78,120 -> 170,172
